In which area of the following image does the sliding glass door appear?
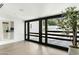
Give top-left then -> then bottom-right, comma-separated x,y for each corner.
24,14 -> 79,50
29,21 -> 39,42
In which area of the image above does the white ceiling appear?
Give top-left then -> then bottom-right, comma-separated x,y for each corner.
0,3 -> 79,21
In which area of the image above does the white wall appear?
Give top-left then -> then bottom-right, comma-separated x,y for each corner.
14,19 -> 24,41
0,21 -> 3,40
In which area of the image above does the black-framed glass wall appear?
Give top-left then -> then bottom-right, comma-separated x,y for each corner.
24,14 -> 79,51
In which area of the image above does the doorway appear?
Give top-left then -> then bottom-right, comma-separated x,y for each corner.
2,21 -> 14,39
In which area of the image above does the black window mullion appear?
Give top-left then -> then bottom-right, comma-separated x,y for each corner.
24,21 -> 26,40
27,22 -> 30,40
39,20 -> 42,43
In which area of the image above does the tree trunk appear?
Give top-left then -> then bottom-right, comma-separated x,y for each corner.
72,21 -> 77,47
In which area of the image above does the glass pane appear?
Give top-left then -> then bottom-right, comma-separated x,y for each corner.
48,38 -> 72,48
42,20 -> 45,43
29,21 -> 39,41
47,18 -> 72,48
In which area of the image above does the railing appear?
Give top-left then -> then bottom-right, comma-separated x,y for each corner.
27,31 -> 79,42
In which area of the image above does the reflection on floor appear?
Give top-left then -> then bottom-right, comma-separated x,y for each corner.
0,41 -> 68,55
0,40 -> 22,45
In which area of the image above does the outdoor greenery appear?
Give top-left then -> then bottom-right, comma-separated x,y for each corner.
42,19 -> 57,26
47,19 -> 57,25
57,7 -> 79,47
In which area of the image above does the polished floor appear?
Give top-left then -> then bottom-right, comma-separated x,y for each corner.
0,41 -> 68,55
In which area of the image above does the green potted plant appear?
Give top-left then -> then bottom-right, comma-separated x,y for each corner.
58,7 -> 79,55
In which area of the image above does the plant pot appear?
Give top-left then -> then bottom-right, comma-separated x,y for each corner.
68,46 -> 79,55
